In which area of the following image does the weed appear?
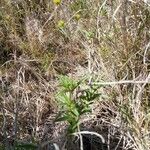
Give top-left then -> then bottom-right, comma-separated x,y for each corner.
55,76 -> 101,133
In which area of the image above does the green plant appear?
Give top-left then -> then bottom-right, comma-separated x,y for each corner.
57,20 -> 65,29
74,13 -> 81,21
53,0 -> 62,5
0,143 -> 4,150
55,76 -> 101,133
14,142 -> 37,150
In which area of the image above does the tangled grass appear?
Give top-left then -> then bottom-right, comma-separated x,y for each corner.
0,0 -> 150,150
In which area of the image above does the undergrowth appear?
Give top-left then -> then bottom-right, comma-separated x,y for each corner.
0,0 -> 150,150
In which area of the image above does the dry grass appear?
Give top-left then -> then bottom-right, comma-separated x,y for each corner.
0,0 -> 150,150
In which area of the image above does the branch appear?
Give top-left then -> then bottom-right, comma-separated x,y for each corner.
73,131 -> 105,143
91,80 -> 150,86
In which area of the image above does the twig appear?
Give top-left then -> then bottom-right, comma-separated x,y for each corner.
112,3 -> 122,20
73,131 -> 105,143
53,143 -> 60,150
143,42 -> 150,65
13,67 -> 22,145
1,101 -> 9,150
96,0 -> 108,39
91,79 -> 150,86
77,125 -> 83,150
42,6 -> 58,30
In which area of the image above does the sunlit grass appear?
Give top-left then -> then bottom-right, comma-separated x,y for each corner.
0,0 -> 150,149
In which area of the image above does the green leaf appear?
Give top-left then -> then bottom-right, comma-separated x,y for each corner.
68,121 -> 78,133
55,114 -> 69,122
90,93 -> 101,101
58,75 -> 78,92
81,107 -> 91,114
56,92 -> 71,106
71,108 -> 80,117
15,143 -> 37,150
